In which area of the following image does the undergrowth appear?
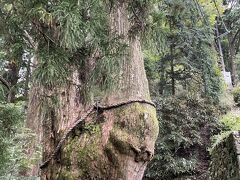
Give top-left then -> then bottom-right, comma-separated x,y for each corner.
144,95 -> 222,180
210,111 -> 240,152
0,102 -> 41,179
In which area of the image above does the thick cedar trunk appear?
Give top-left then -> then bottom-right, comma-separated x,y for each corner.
40,2 -> 158,180
21,85 -> 43,176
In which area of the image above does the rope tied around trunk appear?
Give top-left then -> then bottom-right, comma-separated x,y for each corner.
40,99 -> 155,169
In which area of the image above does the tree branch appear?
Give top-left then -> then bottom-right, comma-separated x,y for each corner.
231,29 -> 240,44
0,75 -> 10,90
31,21 -> 57,46
23,30 -> 37,49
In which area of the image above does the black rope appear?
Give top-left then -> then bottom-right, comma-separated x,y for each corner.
40,99 -> 155,169
96,99 -> 156,111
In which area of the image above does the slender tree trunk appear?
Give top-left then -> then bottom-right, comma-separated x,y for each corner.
228,34 -> 238,86
6,60 -> 20,102
170,56 -> 175,95
170,43 -> 175,95
215,24 -> 226,72
24,56 -> 31,98
229,46 -> 237,86
169,19 -> 175,95
159,58 -> 165,95
40,2 -> 158,180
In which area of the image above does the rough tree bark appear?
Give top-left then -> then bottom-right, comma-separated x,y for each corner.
40,1 -> 159,179
21,45 -> 42,176
21,84 -> 43,176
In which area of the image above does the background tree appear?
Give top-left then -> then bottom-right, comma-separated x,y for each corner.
144,0 -> 224,179
218,0 -> 240,85
145,0 -> 221,100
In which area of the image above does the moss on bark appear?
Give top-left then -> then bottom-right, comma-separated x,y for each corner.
43,103 -> 158,179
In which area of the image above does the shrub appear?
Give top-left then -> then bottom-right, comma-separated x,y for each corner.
144,95 -> 222,180
219,90 -> 234,113
210,112 -> 240,151
232,85 -> 240,106
0,102 -> 41,179
0,102 -> 24,172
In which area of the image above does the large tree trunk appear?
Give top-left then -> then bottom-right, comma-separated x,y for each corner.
21,85 -> 43,176
21,49 -> 42,176
40,2 -> 158,179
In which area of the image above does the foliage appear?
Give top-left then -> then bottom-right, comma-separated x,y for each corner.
144,95 -> 222,179
0,0 -> 129,101
34,48 -> 71,88
0,101 -> 41,178
143,2 -> 226,178
0,128 -> 41,180
199,0 -> 224,25
232,85 -> 240,105
0,102 -> 24,173
210,110 -> 240,152
220,113 -> 240,131
144,0 -> 222,101
210,131 -> 231,153
219,0 -> 240,85
218,89 -> 234,113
